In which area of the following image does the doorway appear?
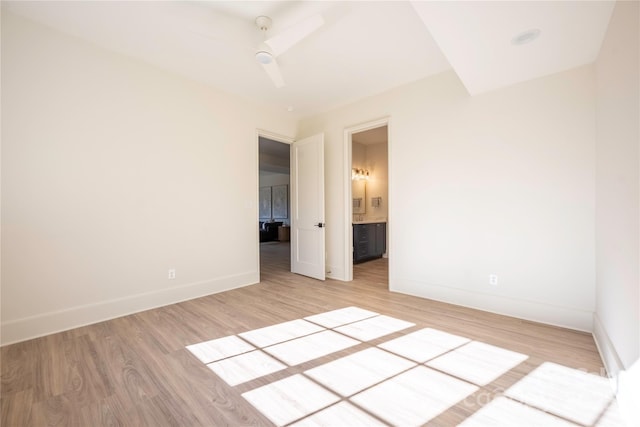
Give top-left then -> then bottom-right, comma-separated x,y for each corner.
345,119 -> 390,287
258,131 -> 327,282
258,135 -> 292,279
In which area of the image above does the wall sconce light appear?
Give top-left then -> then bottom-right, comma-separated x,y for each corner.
352,168 -> 370,181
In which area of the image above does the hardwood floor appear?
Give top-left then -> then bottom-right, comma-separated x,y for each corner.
1,242 -> 609,426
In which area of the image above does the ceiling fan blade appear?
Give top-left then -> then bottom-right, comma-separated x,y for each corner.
261,59 -> 285,88
264,14 -> 324,57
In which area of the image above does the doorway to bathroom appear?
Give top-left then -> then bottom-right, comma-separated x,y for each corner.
345,119 -> 389,287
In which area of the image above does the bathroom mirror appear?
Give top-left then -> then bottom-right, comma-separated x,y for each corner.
352,180 -> 366,214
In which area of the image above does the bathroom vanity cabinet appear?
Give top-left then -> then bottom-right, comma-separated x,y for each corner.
353,222 -> 386,263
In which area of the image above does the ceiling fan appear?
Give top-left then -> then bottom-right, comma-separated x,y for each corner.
253,14 -> 324,88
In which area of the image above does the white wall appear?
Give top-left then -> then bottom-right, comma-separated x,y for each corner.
300,65 -> 597,331
0,12 -> 296,344
594,0 -> 640,374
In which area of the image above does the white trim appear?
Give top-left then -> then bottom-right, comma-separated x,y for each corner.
592,313 -> 625,377
257,129 -> 294,145
343,117 -> 391,282
326,263 -> 345,281
1,271 -> 259,346
343,128 -> 353,281
392,277 -> 594,332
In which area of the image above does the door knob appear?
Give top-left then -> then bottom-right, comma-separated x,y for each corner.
315,222 -> 325,228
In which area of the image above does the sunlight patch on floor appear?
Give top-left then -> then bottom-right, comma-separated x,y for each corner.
505,362 -> 615,426
426,340 -> 529,386
206,350 -> 286,386
305,347 -> 415,397
185,335 -> 255,364
304,306 -> 379,328
263,330 -> 360,366
289,401 -> 386,427
351,366 -> 479,426
458,396 -> 577,427
242,374 -> 339,426
334,314 -> 415,341
378,327 -> 470,363
238,319 -> 324,348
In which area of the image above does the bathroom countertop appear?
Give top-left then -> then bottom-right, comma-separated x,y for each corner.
352,219 -> 387,224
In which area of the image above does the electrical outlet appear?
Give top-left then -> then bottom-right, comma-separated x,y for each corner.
489,274 -> 498,286
168,268 -> 176,280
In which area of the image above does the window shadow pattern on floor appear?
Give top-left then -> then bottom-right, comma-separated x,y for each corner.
186,307 -> 621,427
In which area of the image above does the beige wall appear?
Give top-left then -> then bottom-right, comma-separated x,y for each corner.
352,141 -> 366,219
300,65 -> 597,331
352,142 -> 367,171
1,12 -> 296,344
364,142 -> 388,223
594,0 -> 640,373
352,141 -> 388,224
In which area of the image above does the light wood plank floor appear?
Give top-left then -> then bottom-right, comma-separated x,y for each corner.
2,242 -> 608,426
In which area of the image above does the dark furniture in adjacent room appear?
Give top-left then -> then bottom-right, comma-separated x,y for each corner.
259,221 -> 283,242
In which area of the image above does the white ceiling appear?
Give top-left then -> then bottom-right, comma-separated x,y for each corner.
4,1 -> 616,117
411,1 -> 615,95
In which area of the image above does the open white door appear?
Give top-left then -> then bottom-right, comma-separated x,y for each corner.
291,133 -> 325,280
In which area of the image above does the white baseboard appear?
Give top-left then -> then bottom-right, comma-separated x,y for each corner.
592,313 -> 625,377
1,271 -> 259,346
391,278 -> 594,332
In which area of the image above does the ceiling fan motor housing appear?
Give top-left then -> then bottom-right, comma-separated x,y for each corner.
255,16 -> 272,31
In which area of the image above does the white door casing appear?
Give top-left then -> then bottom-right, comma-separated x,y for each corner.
291,133 -> 325,280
